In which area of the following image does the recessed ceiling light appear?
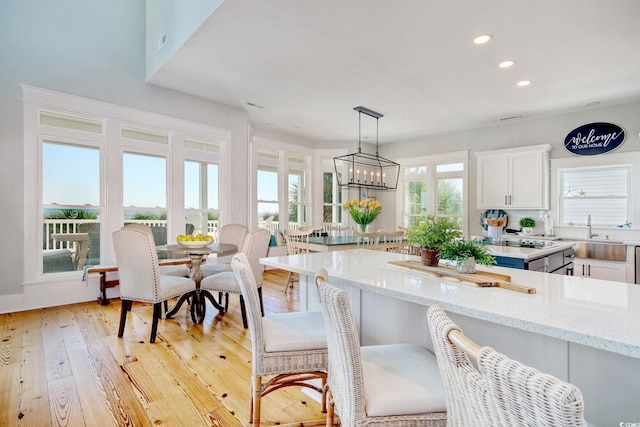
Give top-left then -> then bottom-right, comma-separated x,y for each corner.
499,60 -> 515,68
473,34 -> 492,45
517,80 -> 532,87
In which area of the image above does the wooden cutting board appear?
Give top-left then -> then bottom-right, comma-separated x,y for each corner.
387,260 -> 536,294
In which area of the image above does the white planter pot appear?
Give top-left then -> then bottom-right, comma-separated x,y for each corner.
456,257 -> 476,274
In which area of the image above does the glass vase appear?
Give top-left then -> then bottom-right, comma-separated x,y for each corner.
358,223 -> 369,233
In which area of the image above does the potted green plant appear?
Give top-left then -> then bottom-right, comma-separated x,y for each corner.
519,217 -> 536,234
405,215 -> 462,266
440,239 -> 496,273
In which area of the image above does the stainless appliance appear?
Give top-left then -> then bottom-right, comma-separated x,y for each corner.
550,248 -> 574,276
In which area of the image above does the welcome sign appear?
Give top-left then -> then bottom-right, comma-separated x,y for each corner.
564,122 -> 626,156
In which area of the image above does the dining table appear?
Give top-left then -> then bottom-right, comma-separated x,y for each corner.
156,242 -> 238,324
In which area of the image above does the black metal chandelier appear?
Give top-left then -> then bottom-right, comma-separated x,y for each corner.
333,106 -> 400,191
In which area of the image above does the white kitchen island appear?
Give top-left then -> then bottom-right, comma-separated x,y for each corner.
261,249 -> 640,426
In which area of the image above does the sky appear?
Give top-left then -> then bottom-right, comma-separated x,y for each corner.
42,142 -> 223,212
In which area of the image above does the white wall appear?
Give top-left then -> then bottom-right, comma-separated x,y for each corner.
0,1 -> 247,305
381,100 -> 640,236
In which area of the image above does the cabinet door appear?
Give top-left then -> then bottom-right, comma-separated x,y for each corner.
573,258 -> 627,282
509,150 -> 547,209
586,259 -> 627,282
477,154 -> 510,209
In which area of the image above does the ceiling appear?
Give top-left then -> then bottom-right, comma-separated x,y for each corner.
148,0 -> 640,144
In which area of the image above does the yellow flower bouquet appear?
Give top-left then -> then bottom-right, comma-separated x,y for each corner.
343,198 -> 382,232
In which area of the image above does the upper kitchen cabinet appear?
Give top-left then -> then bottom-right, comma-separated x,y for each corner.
476,145 -> 551,210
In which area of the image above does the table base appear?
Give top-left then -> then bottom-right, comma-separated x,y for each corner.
166,289 -> 225,324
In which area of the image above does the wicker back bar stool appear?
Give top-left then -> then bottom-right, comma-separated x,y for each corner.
427,305 -> 587,427
231,253 -> 328,427
314,269 -> 447,427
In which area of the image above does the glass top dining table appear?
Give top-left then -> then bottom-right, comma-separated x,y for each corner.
156,242 -> 238,324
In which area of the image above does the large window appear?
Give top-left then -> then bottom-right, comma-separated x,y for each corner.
25,87 -> 230,279
254,143 -> 311,231
185,161 -> 220,235
399,152 -> 467,232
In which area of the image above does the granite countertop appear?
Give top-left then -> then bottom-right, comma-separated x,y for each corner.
261,249 -> 640,359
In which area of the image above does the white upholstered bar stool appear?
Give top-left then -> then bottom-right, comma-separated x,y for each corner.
231,253 -> 327,427
427,304 -> 587,427
314,269 -> 447,427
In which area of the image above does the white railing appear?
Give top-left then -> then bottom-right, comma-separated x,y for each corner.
43,218 -> 345,251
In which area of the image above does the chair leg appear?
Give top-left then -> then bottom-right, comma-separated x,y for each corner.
283,272 -> 293,294
239,295 -> 248,329
251,375 -> 262,426
258,287 -> 265,316
150,302 -> 161,343
117,299 -> 128,338
325,388 -> 334,427
224,293 -> 230,312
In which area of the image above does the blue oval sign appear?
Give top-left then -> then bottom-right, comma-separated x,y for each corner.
564,122 -> 626,156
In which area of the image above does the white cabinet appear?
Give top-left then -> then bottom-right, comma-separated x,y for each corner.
476,145 -> 551,209
573,258 -> 628,282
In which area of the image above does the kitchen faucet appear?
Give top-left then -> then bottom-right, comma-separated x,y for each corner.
587,214 -> 598,239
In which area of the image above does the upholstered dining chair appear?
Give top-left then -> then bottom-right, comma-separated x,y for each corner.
231,253 -> 327,427
427,304 -> 586,427
112,224 -> 196,343
314,269 -> 447,427
380,229 -> 404,253
353,230 -> 381,250
199,228 -> 270,328
283,228 -> 313,295
201,223 -> 248,277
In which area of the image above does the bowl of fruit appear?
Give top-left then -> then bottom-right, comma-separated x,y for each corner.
176,233 -> 214,248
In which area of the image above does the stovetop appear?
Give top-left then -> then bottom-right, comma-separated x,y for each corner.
487,239 -> 557,249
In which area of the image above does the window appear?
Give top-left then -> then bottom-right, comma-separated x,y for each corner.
25,86 -> 230,280
185,160 -> 219,235
398,153 -> 467,232
254,142 -> 312,231
123,152 -> 167,223
42,141 -> 101,273
257,166 -> 279,226
288,170 -> 306,226
559,166 -> 631,226
321,157 -> 343,225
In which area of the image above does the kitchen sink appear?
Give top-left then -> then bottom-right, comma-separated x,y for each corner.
570,241 -> 627,261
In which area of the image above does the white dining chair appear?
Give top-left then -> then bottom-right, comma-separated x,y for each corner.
353,230 -> 381,250
112,224 -> 196,343
283,228 -> 313,295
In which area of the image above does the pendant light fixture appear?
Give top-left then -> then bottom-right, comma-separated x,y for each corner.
333,106 -> 400,191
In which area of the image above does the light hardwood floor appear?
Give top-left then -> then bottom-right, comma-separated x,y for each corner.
0,270 -> 325,427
